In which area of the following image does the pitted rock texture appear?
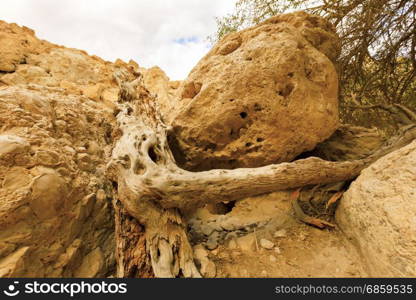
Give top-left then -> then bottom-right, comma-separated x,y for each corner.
0,85 -> 116,277
0,20 -> 142,277
336,140 -> 416,277
140,66 -> 181,124
0,21 -> 52,72
171,12 -> 341,170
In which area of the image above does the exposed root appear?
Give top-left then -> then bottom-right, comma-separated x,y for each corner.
291,189 -> 336,229
146,209 -> 201,278
326,191 -> 344,210
113,197 -> 153,278
108,73 -> 416,277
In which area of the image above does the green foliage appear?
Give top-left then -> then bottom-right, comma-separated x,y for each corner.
210,0 -> 314,42
212,0 -> 416,130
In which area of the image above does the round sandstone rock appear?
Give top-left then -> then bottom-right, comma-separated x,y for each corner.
171,12 -> 340,170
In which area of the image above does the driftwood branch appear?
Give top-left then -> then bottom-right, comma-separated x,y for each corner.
107,74 -> 416,277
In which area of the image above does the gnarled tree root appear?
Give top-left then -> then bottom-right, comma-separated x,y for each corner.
107,73 -> 416,277
146,209 -> 201,278
291,188 -> 336,229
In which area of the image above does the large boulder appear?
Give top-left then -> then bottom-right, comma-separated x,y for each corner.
336,140 -> 416,277
171,12 -> 341,170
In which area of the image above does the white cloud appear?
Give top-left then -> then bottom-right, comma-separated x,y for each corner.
0,0 -> 236,79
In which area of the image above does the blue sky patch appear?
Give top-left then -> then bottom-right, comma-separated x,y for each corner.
173,36 -> 199,45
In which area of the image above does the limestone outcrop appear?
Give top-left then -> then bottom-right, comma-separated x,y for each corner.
0,20 -> 141,277
0,21 -> 52,72
336,140 -> 416,277
0,12 -> 415,279
140,66 -> 181,123
0,84 -> 116,277
171,12 -> 341,170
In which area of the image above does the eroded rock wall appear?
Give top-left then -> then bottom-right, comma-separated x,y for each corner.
0,20 -> 141,277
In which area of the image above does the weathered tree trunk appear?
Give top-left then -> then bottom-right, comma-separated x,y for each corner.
107,73 -> 416,278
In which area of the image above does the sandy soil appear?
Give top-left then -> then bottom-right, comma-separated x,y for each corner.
189,192 -> 368,278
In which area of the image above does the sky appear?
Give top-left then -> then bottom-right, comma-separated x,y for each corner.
0,0 -> 237,80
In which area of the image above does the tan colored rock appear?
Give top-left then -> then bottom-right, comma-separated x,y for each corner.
0,19 -> 143,276
29,168 -> 68,220
0,135 -> 30,158
172,12 -> 340,170
74,248 -> 105,278
140,66 -> 180,123
0,65 -> 51,86
273,229 -> 287,238
0,247 -> 30,277
193,245 -> 217,278
236,233 -> 256,252
0,21 -> 141,113
336,140 -> 416,277
0,21 -> 51,72
260,239 -> 274,250
82,83 -> 105,101
0,83 -> 117,277
0,20 -> 126,277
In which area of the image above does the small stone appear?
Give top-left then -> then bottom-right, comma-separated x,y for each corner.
193,245 -> 217,278
236,233 -> 256,252
261,270 -> 268,277
274,247 -> 281,254
203,261 -> 217,278
201,225 -> 215,236
269,255 -> 277,262
77,147 -> 87,153
74,247 -> 104,277
193,244 -> 209,258
220,222 -> 235,231
205,237 -> 218,250
77,153 -> 92,171
260,238 -> 274,250
298,232 -> 307,241
87,141 -> 100,155
273,229 -> 287,238
226,238 -> 237,250
55,120 -> 67,129
63,145 -> 75,154
211,249 -> 219,255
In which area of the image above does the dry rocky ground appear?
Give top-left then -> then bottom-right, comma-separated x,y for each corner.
190,193 -> 367,278
0,12 -> 415,278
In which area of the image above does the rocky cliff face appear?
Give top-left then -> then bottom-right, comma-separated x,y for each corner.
0,12 -> 414,278
0,85 -> 114,277
0,20 -> 143,277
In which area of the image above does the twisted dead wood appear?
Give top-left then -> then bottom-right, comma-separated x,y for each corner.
107,73 -> 416,278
